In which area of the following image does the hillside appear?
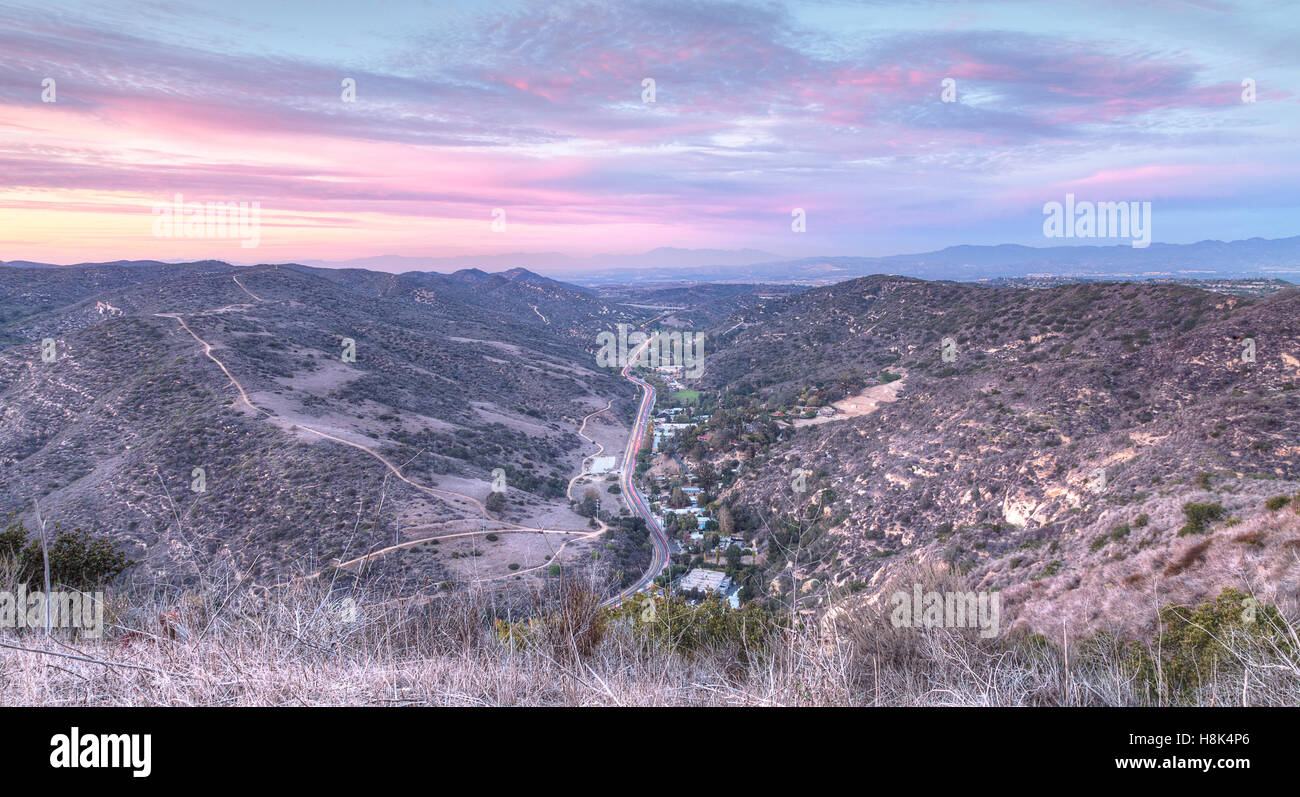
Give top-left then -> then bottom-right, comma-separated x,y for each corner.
0,262 -> 649,589
700,277 -> 1300,638
5,262 -> 1299,640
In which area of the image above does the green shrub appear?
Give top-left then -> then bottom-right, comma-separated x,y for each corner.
607,594 -> 780,664
0,522 -> 132,589
1264,495 -> 1290,512
484,491 -> 508,513
1178,502 -> 1225,536
1138,588 -> 1292,699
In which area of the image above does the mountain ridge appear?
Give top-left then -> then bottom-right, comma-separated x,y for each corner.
9,234 -> 1297,284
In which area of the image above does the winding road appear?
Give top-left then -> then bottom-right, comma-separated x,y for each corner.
162,274 -> 670,603
603,340 -> 672,607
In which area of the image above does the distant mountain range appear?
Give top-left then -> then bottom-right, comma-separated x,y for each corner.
297,247 -> 784,274
6,235 -> 1299,286
558,236 -> 1300,286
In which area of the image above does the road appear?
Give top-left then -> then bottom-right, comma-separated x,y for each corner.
603,340 -> 672,607
170,275 -> 670,601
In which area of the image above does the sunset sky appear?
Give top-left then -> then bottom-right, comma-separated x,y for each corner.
1,0 -> 1297,267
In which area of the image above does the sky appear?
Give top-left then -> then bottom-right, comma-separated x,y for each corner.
0,0 -> 1297,267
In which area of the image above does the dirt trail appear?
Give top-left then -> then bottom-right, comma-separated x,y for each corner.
161,274 -> 603,587
232,274 -> 264,302
565,399 -> 614,534
285,524 -> 598,586
155,311 -> 488,517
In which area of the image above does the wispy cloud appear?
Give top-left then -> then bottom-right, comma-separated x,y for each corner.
1,0 -> 1296,263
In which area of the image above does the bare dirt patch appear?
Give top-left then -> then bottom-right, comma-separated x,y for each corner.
792,371 -> 908,427
433,528 -> 597,586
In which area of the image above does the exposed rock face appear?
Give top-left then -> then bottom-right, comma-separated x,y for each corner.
707,277 -> 1300,637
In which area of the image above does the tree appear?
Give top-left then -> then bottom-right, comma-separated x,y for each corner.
718,505 -> 735,539
670,486 -> 687,508
485,491 -> 508,513
0,522 -> 132,589
573,487 -> 599,518
726,544 -> 743,570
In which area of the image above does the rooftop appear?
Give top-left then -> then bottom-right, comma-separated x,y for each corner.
677,568 -> 733,594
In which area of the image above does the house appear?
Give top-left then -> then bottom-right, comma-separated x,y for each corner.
676,568 -> 741,608
652,421 -> 694,452
662,506 -> 707,530
662,507 -> 707,526
677,568 -> 733,593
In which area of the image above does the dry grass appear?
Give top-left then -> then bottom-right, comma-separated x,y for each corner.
0,576 -> 835,706
1003,503 -> 1300,641
3,559 -> 1298,706
1163,539 -> 1213,577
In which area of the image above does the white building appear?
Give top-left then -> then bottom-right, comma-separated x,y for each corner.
676,568 -> 741,608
